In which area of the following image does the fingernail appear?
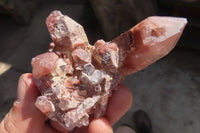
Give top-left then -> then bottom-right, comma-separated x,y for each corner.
16,75 -> 27,102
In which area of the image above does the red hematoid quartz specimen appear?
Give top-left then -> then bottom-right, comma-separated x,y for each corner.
31,10 -> 187,131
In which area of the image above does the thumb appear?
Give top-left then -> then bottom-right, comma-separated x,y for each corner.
0,73 -> 46,133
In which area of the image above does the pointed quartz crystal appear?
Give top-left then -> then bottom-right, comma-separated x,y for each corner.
111,16 -> 187,75
46,10 -> 89,49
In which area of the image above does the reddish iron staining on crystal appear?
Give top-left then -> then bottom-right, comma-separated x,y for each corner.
64,58 -> 74,75
33,76 -> 51,91
32,10 -> 187,131
46,11 -> 62,34
35,96 -> 54,115
31,52 -> 59,79
94,40 -> 118,55
65,77 -> 80,89
71,49 -> 91,64
72,38 -> 85,50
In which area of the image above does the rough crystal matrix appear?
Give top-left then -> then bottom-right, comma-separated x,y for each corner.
31,10 -> 187,131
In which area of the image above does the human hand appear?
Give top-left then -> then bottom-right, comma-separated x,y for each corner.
0,73 -> 132,133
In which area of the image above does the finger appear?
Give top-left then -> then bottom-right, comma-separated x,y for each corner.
115,17 -> 187,76
73,126 -> 88,133
50,120 -> 69,133
106,84 -> 132,125
88,117 -> 113,133
51,120 -> 89,133
0,73 -> 46,133
42,124 -> 62,133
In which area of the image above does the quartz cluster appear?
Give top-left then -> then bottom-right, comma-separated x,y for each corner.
31,10 -> 187,131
